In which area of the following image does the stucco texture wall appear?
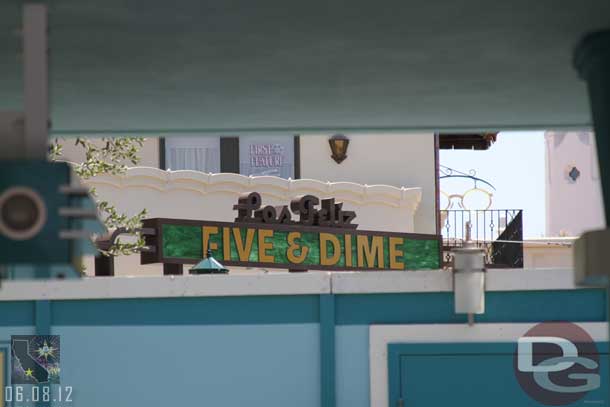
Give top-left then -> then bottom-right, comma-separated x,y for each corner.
545,131 -> 605,236
300,133 -> 437,234
55,137 -> 160,168
522,239 -> 574,269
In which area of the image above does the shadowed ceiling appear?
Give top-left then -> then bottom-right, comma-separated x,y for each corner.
1,0 -> 609,135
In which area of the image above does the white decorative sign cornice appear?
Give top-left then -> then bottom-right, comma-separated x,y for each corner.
86,167 -> 422,210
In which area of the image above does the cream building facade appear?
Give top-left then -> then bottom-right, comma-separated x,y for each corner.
545,131 -> 605,237
517,131 -> 607,270
58,133 -> 437,275
59,134 -> 437,229
61,132 -> 601,273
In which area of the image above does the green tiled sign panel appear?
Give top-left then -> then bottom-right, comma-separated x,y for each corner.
162,224 -> 202,259
159,221 -> 440,271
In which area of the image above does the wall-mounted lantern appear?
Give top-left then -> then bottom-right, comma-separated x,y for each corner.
328,134 -> 349,164
452,222 -> 485,324
190,250 -> 229,274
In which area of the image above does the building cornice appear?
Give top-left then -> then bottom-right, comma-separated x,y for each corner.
86,167 -> 423,210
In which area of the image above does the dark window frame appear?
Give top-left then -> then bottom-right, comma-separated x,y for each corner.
160,135 -> 301,179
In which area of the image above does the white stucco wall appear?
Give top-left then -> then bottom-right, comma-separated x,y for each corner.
545,131 -> 605,237
523,238 -> 574,269
58,134 -> 438,234
89,169 -> 421,232
300,133 -> 437,234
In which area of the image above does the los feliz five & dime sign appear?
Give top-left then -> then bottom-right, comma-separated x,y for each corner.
140,193 -> 441,271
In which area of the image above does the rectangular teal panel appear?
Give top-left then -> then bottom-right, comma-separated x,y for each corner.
53,324 -> 320,407
389,343 -> 609,407
319,295 -> 335,407
400,354 -> 532,405
0,301 -> 36,327
51,295 -> 319,325
335,289 -> 607,325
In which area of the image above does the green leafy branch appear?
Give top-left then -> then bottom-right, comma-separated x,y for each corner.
50,137 -> 148,257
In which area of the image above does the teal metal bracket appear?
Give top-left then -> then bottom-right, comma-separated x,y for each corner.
34,300 -> 51,407
319,294 -> 336,407
35,300 -> 51,335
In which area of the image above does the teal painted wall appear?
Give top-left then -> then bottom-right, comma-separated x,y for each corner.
2,296 -> 322,407
336,325 -> 370,407
0,301 -> 35,327
53,325 -> 319,407
0,289 -> 605,407
335,290 -> 607,325
389,342 -> 609,407
333,289 -> 607,407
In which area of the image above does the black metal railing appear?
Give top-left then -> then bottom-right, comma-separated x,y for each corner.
441,209 -> 523,268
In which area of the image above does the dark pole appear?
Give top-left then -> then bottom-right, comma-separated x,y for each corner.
164,263 -> 183,275
94,255 -> 114,276
574,30 -> 610,224
574,30 -> 610,393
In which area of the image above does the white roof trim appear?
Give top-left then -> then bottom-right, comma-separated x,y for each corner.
0,273 -> 332,301
0,268 -> 588,302
331,268 -> 582,294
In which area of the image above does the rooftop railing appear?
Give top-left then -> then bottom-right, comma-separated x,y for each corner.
441,209 -> 523,268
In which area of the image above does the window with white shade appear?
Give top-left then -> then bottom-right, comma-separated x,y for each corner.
163,137 -> 220,172
162,135 -> 299,178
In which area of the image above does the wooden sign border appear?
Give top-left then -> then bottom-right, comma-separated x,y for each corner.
141,218 -> 443,271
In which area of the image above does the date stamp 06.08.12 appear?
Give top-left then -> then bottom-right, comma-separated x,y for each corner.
5,335 -> 73,406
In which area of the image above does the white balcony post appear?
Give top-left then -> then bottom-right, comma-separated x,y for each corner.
453,222 -> 486,324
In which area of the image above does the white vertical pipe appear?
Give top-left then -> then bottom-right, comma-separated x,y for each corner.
23,4 -> 48,160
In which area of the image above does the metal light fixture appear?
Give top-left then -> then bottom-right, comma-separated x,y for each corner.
0,186 -> 47,241
328,134 -> 349,164
452,222 -> 485,324
189,249 -> 229,274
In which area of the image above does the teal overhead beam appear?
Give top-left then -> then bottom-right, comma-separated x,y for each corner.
48,122 -> 594,138
1,0 -> 610,134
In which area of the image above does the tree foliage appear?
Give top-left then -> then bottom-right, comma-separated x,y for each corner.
50,137 -> 148,256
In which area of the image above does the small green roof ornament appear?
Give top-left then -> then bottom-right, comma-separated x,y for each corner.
189,250 -> 229,274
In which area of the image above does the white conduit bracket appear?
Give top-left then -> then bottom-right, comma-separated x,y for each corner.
452,222 -> 486,324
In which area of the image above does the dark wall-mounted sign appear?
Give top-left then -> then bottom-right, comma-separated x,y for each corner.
140,194 -> 441,271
